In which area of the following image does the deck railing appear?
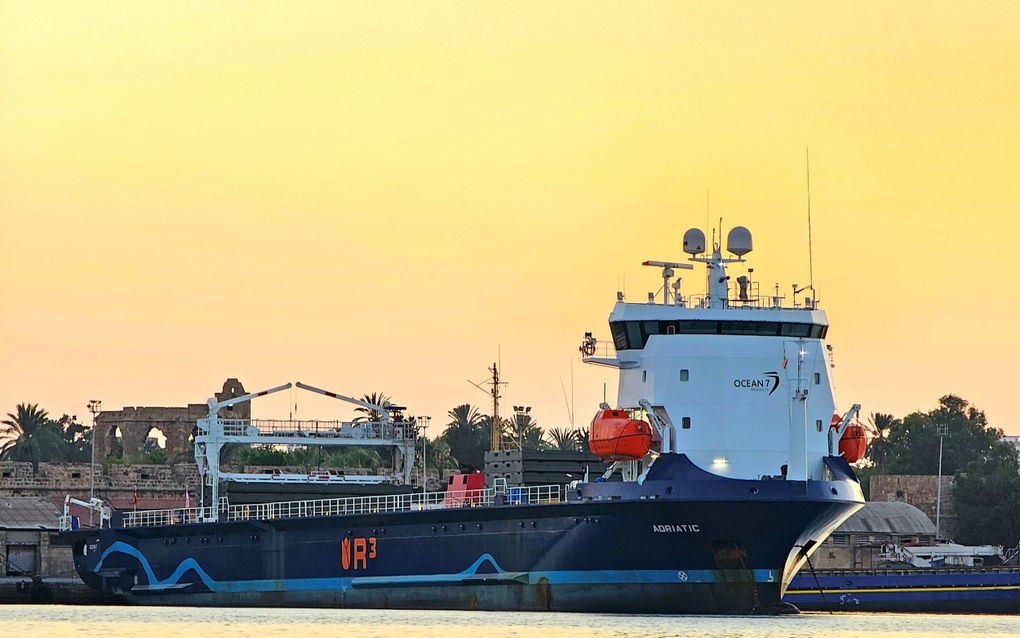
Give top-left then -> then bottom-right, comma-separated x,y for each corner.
119,484 -> 563,528
213,418 -> 414,441
120,506 -> 218,528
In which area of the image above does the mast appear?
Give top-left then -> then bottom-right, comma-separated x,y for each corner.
489,363 -> 503,452
470,362 -> 507,453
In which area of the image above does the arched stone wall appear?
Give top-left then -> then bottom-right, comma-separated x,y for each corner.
95,379 -> 247,464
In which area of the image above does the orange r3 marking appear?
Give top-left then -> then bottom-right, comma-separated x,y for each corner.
340,536 -> 377,571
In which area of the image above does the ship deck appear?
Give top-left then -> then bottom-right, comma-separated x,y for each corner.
64,483 -> 564,530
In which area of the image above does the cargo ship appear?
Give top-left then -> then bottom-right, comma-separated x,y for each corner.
786,566 -> 1020,613
60,223 -> 865,613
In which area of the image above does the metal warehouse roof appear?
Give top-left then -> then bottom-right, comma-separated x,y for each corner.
836,501 -> 936,535
0,496 -> 61,530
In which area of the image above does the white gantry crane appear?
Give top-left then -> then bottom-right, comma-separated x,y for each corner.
194,381 -> 417,522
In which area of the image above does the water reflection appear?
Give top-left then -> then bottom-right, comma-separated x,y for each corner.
3,605 -> 1019,638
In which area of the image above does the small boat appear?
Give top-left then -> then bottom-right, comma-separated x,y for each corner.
831,414 -> 868,463
588,409 -> 654,461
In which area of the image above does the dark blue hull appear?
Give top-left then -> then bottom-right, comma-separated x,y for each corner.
66,455 -> 863,614
786,568 -> 1020,614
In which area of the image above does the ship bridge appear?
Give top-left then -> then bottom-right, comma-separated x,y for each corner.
582,224 -> 858,484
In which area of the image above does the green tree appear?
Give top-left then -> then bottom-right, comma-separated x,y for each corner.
422,436 -> 454,472
547,427 -> 580,452
326,447 -> 384,471
234,445 -> 291,467
0,404 -> 66,471
869,395 -> 1020,547
507,413 -> 548,451
866,412 -> 898,472
883,396 -> 1011,475
573,427 -> 590,454
354,392 -> 390,423
443,404 -> 488,470
954,452 -> 1020,546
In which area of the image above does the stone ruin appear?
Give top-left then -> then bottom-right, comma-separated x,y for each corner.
94,378 -> 248,464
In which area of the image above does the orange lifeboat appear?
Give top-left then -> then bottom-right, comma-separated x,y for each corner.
831,414 -> 867,463
589,409 -> 653,461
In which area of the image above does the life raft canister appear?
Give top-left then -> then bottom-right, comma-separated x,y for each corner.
831,413 -> 867,463
588,409 -> 653,461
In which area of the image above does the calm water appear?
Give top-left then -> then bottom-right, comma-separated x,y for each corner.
1,606 -> 1019,638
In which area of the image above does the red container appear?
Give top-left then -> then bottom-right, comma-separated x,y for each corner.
589,409 -> 653,461
445,472 -> 486,507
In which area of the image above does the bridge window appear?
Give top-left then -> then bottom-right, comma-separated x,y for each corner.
814,372 -> 821,385
780,323 -> 812,337
816,419 -> 823,432
626,322 -> 642,350
681,417 -> 691,429
609,320 -> 828,349
679,369 -> 689,382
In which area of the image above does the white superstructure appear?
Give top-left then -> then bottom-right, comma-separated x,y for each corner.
584,225 -> 858,482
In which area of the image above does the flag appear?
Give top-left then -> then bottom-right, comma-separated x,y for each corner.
782,354 -> 788,369
131,490 -> 139,506
184,488 -> 191,509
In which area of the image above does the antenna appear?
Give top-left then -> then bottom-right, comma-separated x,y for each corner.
570,360 -> 575,430
706,188 -> 710,236
559,377 -> 574,428
806,147 -> 815,297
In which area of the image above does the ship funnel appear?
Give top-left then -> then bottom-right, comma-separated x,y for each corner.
683,228 -> 706,255
726,226 -> 753,257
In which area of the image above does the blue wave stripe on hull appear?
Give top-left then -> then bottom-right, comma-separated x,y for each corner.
95,542 -> 780,593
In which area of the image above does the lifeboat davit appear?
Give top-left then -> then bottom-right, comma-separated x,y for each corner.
831,414 -> 868,463
589,409 -> 653,461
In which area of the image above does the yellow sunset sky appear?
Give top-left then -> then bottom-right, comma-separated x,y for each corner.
2,2 -> 1018,436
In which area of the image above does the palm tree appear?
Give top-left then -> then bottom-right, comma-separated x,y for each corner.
445,404 -> 483,432
867,412 -> 899,471
443,404 -> 487,470
547,427 -> 579,451
508,413 -> 547,451
353,392 -> 390,422
1,404 -> 65,471
573,427 -> 591,454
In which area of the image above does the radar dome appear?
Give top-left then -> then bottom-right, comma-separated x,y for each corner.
683,228 -> 706,255
726,226 -> 753,256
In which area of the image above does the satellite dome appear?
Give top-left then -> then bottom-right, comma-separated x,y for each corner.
683,228 -> 706,255
726,226 -> 753,256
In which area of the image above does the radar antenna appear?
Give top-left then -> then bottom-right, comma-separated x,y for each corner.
642,260 -> 693,304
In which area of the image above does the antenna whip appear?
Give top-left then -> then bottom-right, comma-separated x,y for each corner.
806,147 -> 815,296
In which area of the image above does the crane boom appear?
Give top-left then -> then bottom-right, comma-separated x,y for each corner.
295,381 -> 391,419
209,382 -> 292,412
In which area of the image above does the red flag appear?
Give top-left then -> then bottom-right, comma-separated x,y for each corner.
782,354 -> 788,369
131,490 -> 139,506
